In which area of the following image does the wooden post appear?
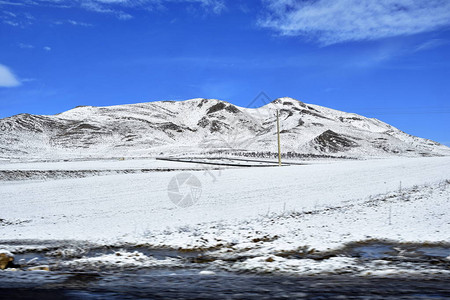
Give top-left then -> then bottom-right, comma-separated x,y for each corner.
277,109 -> 282,166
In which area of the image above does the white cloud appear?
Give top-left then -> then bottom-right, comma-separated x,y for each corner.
0,1 -> 25,5
0,64 -> 21,87
18,43 -> 34,49
1,9 -> 34,27
53,19 -> 93,26
117,12 -> 133,20
196,0 -> 226,14
3,11 -> 16,17
43,46 -> 51,51
2,20 -> 19,26
260,0 -> 450,45
67,19 -> 93,26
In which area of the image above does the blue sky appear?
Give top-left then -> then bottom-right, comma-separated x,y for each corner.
0,0 -> 449,145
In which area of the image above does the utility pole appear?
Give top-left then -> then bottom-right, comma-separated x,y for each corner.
276,109 -> 282,166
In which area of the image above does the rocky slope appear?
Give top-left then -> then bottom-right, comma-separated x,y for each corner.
0,97 -> 448,160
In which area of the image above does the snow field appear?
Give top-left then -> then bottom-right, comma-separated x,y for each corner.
1,156 -> 449,275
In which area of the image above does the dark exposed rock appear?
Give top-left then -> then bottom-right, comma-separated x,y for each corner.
300,109 -> 330,120
280,109 -> 293,118
197,116 -> 210,128
207,102 -> 226,114
159,122 -> 183,132
313,130 -> 359,152
197,99 -> 209,108
225,105 -> 240,114
210,120 -> 226,133
298,101 -> 307,108
339,116 -> 363,122
74,123 -> 101,131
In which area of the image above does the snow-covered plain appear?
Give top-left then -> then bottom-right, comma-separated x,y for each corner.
0,158 -> 222,171
1,156 -> 449,275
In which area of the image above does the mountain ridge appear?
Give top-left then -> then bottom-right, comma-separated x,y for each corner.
0,97 -> 449,160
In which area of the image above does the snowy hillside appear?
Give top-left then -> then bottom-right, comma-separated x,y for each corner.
0,97 -> 449,160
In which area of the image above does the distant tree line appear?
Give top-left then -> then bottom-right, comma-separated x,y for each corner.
199,150 -> 355,160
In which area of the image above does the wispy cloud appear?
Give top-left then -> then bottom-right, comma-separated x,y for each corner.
18,43 -> 34,49
1,9 -> 34,27
3,10 -> 16,17
21,78 -> 36,83
43,46 -> 52,51
2,20 -> 19,26
259,0 -> 450,45
53,19 -> 93,26
0,0 -> 226,21
414,38 -> 448,52
0,64 -> 21,88
0,1 -> 25,6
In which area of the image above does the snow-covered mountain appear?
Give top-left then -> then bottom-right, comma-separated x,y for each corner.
0,97 -> 449,160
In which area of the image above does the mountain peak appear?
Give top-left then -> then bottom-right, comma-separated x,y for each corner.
271,97 -> 306,107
